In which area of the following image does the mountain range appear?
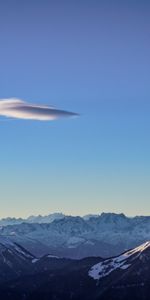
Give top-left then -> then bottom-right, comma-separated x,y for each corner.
0,213 -> 66,226
0,237 -> 150,299
0,212 -> 150,258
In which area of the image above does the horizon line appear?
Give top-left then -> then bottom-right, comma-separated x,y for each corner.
0,211 -> 150,220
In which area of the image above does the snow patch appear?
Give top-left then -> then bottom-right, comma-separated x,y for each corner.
47,255 -> 59,259
89,241 -> 150,280
32,258 -> 39,263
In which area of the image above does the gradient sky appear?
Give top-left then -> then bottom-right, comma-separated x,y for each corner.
0,0 -> 150,218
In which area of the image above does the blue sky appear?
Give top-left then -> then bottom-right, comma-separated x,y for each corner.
0,0 -> 150,217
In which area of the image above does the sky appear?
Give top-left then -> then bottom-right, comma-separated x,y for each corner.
0,0 -> 150,218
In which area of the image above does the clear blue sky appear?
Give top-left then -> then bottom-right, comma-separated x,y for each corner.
0,0 -> 150,217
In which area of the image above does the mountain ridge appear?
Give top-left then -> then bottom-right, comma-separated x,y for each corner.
1,213 -> 150,258
1,212 -> 149,226
0,240 -> 150,299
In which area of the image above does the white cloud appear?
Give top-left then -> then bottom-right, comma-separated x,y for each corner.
0,99 -> 78,121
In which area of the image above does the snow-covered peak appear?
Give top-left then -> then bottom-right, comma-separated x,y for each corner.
89,241 -> 150,280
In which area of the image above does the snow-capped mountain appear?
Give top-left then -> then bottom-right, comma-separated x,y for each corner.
88,241 -> 150,300
89,241 -> 150,280
1,213 -> 150,258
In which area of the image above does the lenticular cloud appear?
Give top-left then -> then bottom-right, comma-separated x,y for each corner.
0,99 -> 78,121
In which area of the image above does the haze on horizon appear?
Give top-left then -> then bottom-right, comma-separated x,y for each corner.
0,0 -> 150,218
